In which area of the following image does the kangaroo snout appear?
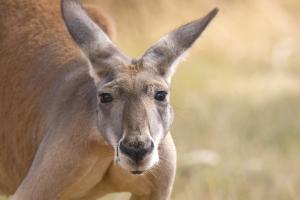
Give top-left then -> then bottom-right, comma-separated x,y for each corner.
119,138 -> 154,162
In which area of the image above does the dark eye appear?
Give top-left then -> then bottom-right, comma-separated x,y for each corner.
154,91 -> 168,101
99,93 -> 113,103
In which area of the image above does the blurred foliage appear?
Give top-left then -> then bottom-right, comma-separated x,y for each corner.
83,0 -> 300,199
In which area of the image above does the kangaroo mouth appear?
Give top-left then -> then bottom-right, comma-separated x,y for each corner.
130,170 -> 144,175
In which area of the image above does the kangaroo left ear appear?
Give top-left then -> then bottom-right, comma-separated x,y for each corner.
141,8 -> 219,83
62,0 -> 130,83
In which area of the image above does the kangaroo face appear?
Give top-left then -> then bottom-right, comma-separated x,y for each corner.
62,0 -> 218,174
95,68 -> 173,173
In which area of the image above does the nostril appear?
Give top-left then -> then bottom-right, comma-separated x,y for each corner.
149,140 -> 154,153
119,140 -> 130,155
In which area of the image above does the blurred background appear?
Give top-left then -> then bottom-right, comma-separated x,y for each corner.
82,0 -> 300,199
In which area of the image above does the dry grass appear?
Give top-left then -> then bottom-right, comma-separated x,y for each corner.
2,0 -> 300,199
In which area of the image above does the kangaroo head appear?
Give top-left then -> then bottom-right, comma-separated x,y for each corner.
62,0 -> 218,174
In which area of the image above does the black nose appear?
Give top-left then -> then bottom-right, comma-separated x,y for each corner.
119,139 -> 154,162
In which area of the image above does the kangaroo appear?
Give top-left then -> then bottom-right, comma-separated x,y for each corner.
0,0 -> 218,199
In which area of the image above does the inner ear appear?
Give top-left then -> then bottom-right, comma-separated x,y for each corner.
82,4 -> 116,40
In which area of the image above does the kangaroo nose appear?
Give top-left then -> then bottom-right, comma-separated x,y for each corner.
119,139 -> 154,162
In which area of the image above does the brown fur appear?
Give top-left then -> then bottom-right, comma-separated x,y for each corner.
0,0 -> 114,195
0,0 -> 176,199
0,0 -> 79,193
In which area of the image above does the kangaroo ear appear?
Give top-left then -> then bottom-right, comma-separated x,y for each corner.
141,8 -> 219,83
62,0 -> 129,83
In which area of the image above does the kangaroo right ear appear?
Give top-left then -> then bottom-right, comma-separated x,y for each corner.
141,8 -> 218,83
62,0 -> 129,82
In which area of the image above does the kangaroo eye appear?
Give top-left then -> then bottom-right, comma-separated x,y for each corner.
99,93 -> 113,103
154,91 -> 168,101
